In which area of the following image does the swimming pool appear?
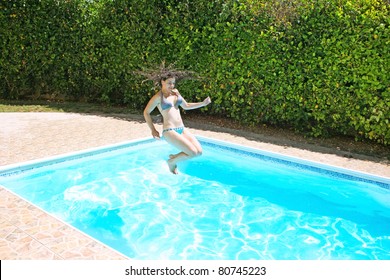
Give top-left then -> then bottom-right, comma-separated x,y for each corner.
0,136 -> 389,260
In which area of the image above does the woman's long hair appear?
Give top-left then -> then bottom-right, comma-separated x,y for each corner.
134,61 -> 200,88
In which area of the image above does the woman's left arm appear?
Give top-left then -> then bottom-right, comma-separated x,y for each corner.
181,96 -> 211,110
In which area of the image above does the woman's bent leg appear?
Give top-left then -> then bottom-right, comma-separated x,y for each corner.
182,129 -> 202,154
163,130 -> 201,174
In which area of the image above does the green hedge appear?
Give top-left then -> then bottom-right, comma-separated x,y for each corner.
1,0 -> 389,144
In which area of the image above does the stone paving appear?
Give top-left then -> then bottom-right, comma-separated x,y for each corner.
0,112 -> 389,259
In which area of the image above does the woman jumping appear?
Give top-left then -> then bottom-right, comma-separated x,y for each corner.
142,68 -> 211,174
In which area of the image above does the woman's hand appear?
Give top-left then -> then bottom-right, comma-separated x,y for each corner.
203,96 -> 211,106
152,128 -> 160,139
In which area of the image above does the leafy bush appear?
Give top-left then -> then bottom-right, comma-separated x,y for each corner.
1,0 -> 389,144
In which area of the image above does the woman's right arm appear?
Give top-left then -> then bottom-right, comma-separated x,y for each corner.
143,94 -> 161,139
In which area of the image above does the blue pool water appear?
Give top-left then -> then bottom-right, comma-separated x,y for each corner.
1,137 -> 390,260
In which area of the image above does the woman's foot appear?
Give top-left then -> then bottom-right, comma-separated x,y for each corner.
169,153 -> 180,160
167,158 -> 178,174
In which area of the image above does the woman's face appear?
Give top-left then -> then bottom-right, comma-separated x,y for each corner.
162,78 -> 176,92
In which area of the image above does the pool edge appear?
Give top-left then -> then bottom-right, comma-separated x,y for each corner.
0,137 -> 156,176
1,135 -> 389,186
0,186 -> 130,260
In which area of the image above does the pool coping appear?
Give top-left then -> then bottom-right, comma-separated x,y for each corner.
1,186 -> 131,260
0,137 -> 154,176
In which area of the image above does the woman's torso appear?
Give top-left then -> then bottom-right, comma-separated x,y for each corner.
157,92 -> 184,129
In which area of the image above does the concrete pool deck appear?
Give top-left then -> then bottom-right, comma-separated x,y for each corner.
0,112 -> 389,259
